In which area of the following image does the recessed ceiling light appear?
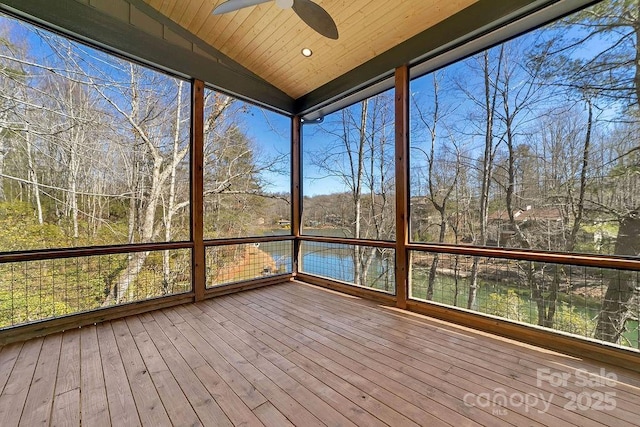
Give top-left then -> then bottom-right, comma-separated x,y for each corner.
301,48 -> 313,57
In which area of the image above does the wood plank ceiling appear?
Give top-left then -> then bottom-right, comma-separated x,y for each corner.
141,0 -> 478,99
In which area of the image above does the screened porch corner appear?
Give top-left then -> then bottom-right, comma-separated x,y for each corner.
1,0 -> 640,426
2,281 -> 640,427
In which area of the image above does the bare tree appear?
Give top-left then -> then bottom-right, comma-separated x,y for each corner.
460,47 -> 504,309
24,126 -> 43,224
542,0 -> 640,342
311,93 -> 395,288
70,61 -> 192,303
412,73 -> 460,300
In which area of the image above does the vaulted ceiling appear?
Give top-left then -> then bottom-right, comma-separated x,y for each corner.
140,0 -> 478,99
0,0 -> 583,116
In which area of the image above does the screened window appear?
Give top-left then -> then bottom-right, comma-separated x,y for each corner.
0,13 -> 190,251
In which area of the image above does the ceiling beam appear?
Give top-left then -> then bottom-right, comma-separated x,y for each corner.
0,0 -> 296,114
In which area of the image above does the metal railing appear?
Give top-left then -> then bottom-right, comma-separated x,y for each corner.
0,245 -> 192,328
206,239 -> 293,288
0,235 -> 295,331
409,246 -> 640,350
299,239 -> 396,294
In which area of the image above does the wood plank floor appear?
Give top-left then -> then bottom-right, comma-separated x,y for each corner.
1,281 -> 639,426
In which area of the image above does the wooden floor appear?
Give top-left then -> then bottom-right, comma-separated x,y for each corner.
1,282 -> 639,427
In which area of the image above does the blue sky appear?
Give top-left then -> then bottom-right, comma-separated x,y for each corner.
3,0 -> 628,200
4,11 -> 294,195
239,105 -> 291,193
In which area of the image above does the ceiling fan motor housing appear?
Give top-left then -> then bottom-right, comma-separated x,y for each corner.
275,0 -> 294,9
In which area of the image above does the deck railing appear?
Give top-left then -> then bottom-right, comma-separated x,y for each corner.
0,243 -> 191,329
298,237 -> 396,295
0,235 -> 294,341
409,247 -> 640,349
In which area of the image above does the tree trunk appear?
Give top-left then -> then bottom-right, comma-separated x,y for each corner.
105,65 -> 182,304
106,251 -> 150,304
0,132 -> 6,202
427,214 -> 446,300
468,48 -> 502,309
25,127 -> 43,225
68,134 -> 79,239
127,158 -> 138,244
421,73 -> 457,301
163,81 -> 184,294
453,254 -> 460,307
594,211 -> 640,343
468,259 -> 480,310
351,100 -> 367,286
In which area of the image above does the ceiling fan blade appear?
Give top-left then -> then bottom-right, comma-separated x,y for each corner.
292,0 -> 338,40
213,0 -> 271,15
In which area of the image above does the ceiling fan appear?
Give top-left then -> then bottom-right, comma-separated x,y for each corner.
212,0 -> 339,40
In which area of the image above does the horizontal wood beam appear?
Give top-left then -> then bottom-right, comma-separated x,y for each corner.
405,299 -> 640,374
0,242 -> 193,264
299,235 -> 395,249
0,293 -> 194,346
407,243 -> 640,271
295,275 -> 397,306
203,235 -> 295,247
205,275 -> 293,299
295,236 -> 640,271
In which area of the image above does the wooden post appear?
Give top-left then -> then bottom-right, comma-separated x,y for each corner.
191,79 -> 205,301
292,115 -> 302,276
395,65 -> 410,309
